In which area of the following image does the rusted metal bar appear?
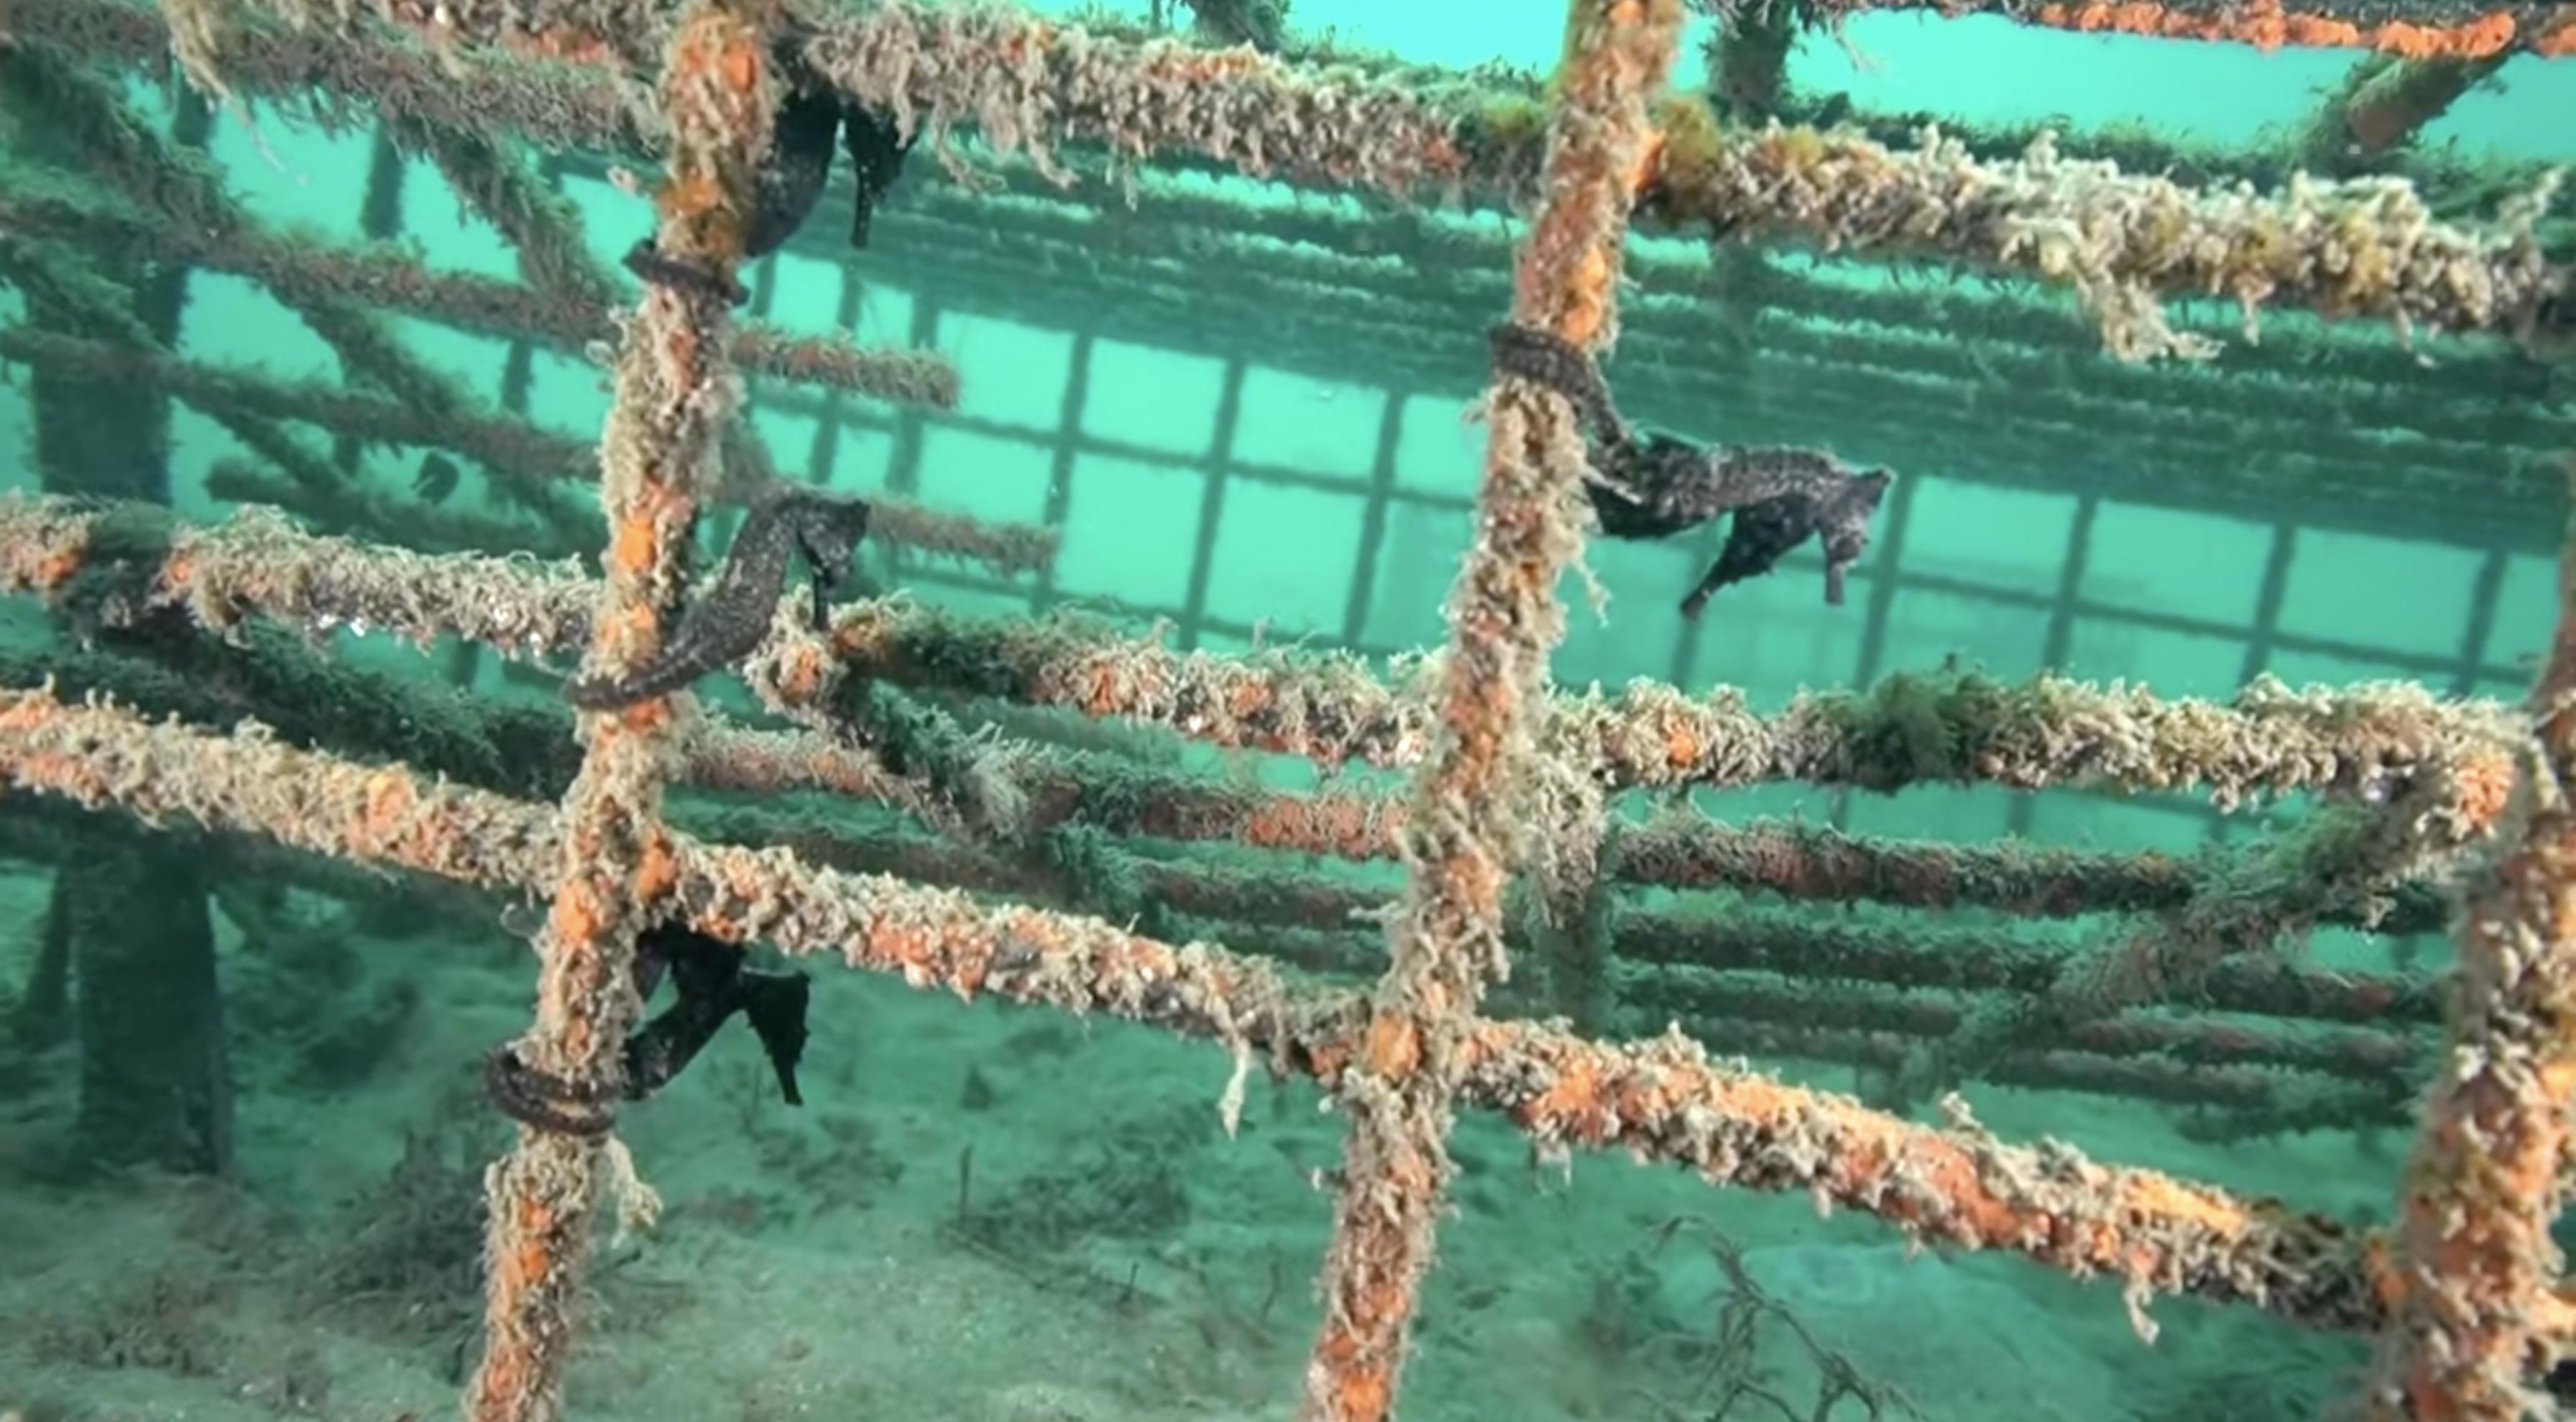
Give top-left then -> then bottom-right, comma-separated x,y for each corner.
1800,0 -> 2569,60
1297,3 -> 1685,1416
2371,457 -> 2576,1420
0,679 -> 2415,1341
0,496 -> 2526,812
463,8 -> 773,1418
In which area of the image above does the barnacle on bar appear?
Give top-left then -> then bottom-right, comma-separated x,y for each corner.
1488,321 -> 1893,616
562,483 -> 873,709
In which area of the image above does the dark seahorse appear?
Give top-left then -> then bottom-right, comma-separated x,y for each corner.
482,922 -> 811,1137
562,485 -> 871,710
620,29 -> 918,306
1486,321 -> 1894,618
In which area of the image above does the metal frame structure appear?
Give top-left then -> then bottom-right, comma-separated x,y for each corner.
1,0 -> 2572,1418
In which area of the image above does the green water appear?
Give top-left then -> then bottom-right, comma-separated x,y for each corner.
1,1 -> 2572,1418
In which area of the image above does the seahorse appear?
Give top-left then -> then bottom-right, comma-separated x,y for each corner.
562,485 -> 871,710
1487,321 -> 1895,617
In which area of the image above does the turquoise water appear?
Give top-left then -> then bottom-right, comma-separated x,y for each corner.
1,3 -> 2572,1418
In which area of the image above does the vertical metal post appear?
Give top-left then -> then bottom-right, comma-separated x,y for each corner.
1851,475 -> 1916,689
2010,492 -> 2099,837
1665,518 -> 1728,690
336,124 -> 408,480
2451,549 -> 2510,697
2210,521 -> 2298,845
745,251 -> 782,318
492,150 -> 561,429
881,298 -> 942,579
1030,331 -> 1096,615
1177,359 -> 1248,651
804,265 -> 870,487
1339,390 -> 1409,650
1831,470 -> 1917,830
2237,522 -> 2299,687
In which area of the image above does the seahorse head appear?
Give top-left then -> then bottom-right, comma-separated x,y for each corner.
790,492 -> 873,581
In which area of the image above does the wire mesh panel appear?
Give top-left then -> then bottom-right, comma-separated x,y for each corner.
0,1 -> 2571,1419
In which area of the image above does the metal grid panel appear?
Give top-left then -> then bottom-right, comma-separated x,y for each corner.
4,20 -> 2561,1418
758,353 -> 2534,687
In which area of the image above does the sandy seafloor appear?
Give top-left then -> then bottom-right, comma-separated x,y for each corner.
0,850 -> 2401,1422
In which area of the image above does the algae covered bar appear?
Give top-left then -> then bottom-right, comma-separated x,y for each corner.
27,0 -> 2561,347
1793,0 -> 2576,58
0,679 -> 2412,1339
3,0 -> 2574,1416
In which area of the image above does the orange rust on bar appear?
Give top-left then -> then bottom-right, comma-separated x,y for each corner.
607,517 -> 659,577
1364,1012 -> 1422,1076
661,324 -> 701,380
1236,796 -> 1402,857
1475,1016 -> 2309,1269
595,602 -> 660,676
719,37 -> 755,92
632,830 -> 678,901
0,695 -> 58,735
1662,719 -> 1702,771
655,170 -> 723,225
1299,0 -> 1683,1416
351,769 -> 419,858
2024,1 -> 2526,58
11,749 -> 105,800
772,641 -> 828,701
2453,744 -> 2515,831
545,877 -> 602,950
465,18 -> 759,1406
496,22 -> 620,66
2370,462 -> 2576,1421
31,548 -> 81,589
1627,127 -> 1667,197
0,688 -> 2424,1339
